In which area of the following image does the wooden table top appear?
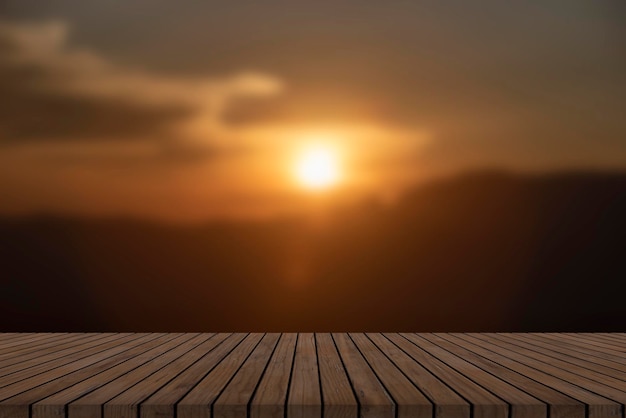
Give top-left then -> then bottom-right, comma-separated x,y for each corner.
0,333 -> 624,418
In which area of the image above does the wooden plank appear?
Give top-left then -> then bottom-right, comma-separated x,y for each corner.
66,334 -> 209,418
0,335 -> 31,346
0,334 -> 163,418
563,333 -> 626,352
0,333 -> 623,418
286,333 -> 322,418
177,333 -> 264,418
567,333 -> 626,346
384,333 -> 507,418
456,334 -> 622,418
250,333 -> 297,418
0,334 -> 104,358
522,333 -> 626,366
32,334 -> 190,418
0,334 -> 72,357
580,332 -> 623,344
581,333 -> 626,344
0,333 -> 113,371
214,333 -> 280,418
496,333 -> 626,379
0,334 -> 143,388
0,334 -> 22,341
103,333 -> 231,418
0,333 -> 51,348
506,333 -> 626,374
315,333 -> 357,418
475,334 -> 626,392
596,333 -> 626,342
406,333 -> 547,418
139,333 -> 247,418
539,334 -> 626,358
332,333 -> 395,418
429,334 -> 585,418
0,334 -> 85,359
349,333 -> 431,418
366,333 -> 469,418
0,333 -> 56,345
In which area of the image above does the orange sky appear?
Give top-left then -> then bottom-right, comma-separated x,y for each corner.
0,1 -> 625,220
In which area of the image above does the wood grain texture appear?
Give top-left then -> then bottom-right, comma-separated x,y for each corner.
177,333 -> 264,418
287,333 -> 321,418
454,334 -> 621,418
494,334 -> 626,381
349,333 -> 431,418
0,334 -> 119,375
214,333 -> 280,418
250,333 -> 297,418
140,333 -> 246,418
332,333 -> 394,418
32,334 -> 185,418
430,333 -> 585,418
0,333 -> 624,418
0,334 -> 141,389
104,333 -> 229,418
406,333 -> 546,418
384,333 -> 508,418
502,334 -> 626,375
315,333 -> 357,418
366,333 -> 469,418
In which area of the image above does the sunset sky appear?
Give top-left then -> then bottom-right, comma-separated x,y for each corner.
1,0 -> 624,221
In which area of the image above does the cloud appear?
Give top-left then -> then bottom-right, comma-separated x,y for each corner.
0,20 -> 283,150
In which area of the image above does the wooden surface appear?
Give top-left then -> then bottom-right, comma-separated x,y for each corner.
0,333 -> 624,418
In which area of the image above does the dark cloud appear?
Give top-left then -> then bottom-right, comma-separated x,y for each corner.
0,2 -> 624,171
0,19 -> 281,147
0,62 -> 194,143
42,139 -> 237,168
0,29 -> 195,143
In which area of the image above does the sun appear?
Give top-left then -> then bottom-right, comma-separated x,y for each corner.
294,144 -> 341,190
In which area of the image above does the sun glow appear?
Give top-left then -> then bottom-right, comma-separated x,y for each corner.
294,144 -> 341,190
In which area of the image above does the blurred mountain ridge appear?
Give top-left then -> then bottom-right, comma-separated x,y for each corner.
2,169 -> 625,331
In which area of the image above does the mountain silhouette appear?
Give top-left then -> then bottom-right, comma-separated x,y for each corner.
1,170 -> 625,331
